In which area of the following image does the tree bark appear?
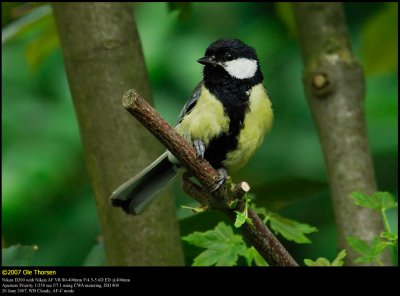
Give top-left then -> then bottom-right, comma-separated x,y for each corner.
52,2 -> 184,266
292,3 -> 391,265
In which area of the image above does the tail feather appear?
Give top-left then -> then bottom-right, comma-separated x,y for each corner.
110,152 -> 179,215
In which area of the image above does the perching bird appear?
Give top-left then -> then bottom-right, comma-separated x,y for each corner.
111,38 -> 273,215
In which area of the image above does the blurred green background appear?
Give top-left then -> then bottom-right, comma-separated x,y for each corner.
2,2 -> 398,266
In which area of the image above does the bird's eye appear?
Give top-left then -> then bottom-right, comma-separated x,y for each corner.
225,52 -> 233,60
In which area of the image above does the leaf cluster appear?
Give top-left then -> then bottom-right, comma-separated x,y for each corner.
182,222 -> 267,266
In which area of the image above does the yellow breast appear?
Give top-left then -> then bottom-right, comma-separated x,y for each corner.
223,84 -> 273,171
175,85 -> 230,145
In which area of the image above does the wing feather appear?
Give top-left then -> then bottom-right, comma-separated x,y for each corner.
176,81 -> 203,125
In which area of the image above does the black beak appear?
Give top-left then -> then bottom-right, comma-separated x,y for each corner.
197,56 -> 217,66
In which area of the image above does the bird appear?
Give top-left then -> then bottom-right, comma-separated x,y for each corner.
111,38 -> 273,215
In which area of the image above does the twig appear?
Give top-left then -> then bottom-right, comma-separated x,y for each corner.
122,89 -> 298,266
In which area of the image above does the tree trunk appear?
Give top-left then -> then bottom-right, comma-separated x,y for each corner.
292,3 -> 391,265
52,2 -> 184,266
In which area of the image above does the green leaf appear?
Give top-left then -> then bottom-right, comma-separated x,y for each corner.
192,243 -> 247,266
246,218 -> 253,226
241,246 -> 268,267
331,250 -> 347,266
252,250 -> 268,267
304,249 -> 346,266
351,191 -> 397,211
234,211 -> 247,228
373,241 -> 391,254
182,222 -> 247,266
313,258 -> 330,266
303,259 -> 314,266
351,191 -> 381,210
268,212 -> 317,244
304,258 -> 330,266
361,3 -> 398,75
2,245 -> 38,266
375,192 -> 398,211
252,204 -> 317,243
234,194 -> 251,228
381,232 -> 398,242
83,241 -> 106,266
347,236 -> 389,264
347,236 -> 373,254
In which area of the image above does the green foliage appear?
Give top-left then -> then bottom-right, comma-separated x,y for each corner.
182,222 -> 247,266
348,191 -> 398,265
330,249 -> 347,266
234,194 -> 252,228
182,222 -> 267,266
361,3 -> 398,75
242,246 -> 268,267
304,250 -> 346,267
2,245 -> 38,266
381,231 -> 397,241
347,237 -> 386,264
352,191 -> 397,211
254,206 -> 317,244
268,214 -> 317,244
234,210 -> 247,228
184,205 -> 317,266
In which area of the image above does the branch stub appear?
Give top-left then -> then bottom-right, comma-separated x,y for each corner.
122,89 -> 139,109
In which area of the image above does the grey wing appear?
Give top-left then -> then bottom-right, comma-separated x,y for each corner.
176,80 -> 203,125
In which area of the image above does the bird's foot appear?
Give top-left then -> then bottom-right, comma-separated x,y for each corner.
193,139 -> 205,159
211,167 -> 228,192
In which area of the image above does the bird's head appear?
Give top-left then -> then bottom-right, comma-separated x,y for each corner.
198,38 -> 260,80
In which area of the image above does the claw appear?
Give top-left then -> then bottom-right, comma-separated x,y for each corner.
211,167 -> 228,192
193,139 -> 205,159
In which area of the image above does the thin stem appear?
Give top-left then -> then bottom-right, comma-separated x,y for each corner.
381,209 -> 392,234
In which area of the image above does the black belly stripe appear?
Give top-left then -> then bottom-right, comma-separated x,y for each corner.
204,132 -> 240,169
204,97 -> 249,168
203,78 -> 249,168
202,65 -> 263,169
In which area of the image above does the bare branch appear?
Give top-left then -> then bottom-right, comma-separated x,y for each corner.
122,89 -> 298,266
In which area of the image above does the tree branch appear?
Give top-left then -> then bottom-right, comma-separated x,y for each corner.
122,89 -> 298,266
292,2 -> 391,265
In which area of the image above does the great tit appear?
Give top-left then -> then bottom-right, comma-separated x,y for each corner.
111,38 -> 273,215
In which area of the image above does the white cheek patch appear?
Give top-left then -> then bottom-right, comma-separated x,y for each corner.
223,58 -> 258,79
